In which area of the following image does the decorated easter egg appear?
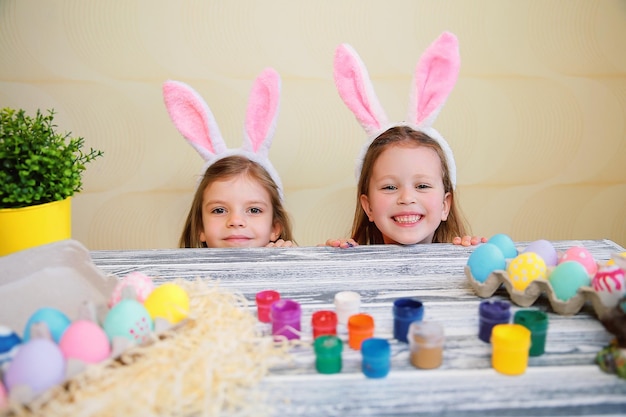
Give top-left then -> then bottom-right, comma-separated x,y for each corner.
467,243 -> 506,283
0,380 -> 7,409
487,234 -> 518,259
59,320 -> 110,364
522,239 -> 558,267
507,252 -> 547,291
592,265 -> 626,308
103,299 -> 153,344
0,326 -> 21,366
144,283 -> 190,324
559,246 -> 597,277
549,261 -> 591,301
23,307 -> 71,343
3,338 -> 65,396
108,272 -> 155,308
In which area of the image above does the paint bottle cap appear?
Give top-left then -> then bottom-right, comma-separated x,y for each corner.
311,310 -> 338,339
334,291 -> 361,325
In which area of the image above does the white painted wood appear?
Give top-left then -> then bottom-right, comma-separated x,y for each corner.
90,240 -> 626,416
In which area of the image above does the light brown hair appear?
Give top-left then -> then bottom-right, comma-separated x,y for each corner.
351,126 -> 469,244
179,155 -> 294,247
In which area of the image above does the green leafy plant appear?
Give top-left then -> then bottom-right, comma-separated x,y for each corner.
0,108 -> 103,209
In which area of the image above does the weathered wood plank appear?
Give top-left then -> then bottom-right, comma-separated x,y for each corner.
89,240 -> 626,416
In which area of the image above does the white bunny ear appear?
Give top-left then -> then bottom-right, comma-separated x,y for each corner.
334,44 -> 389,137
408,31 -> 460,128
162,80 -> 227,161
243,68 -> 281,157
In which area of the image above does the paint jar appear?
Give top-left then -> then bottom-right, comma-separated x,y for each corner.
491,323 -> 531,375
270,299 -> 301,340
361,338 -> 391,378
314,335 -> 343,374
408,321 -> 444,369
311,310 -> 338,339
347,313 -> 374,350
334,291 -> 361,325
255,290 -> 280,323
478,300 -> 511,343
393,298 -> 424,343
513,310 -> 548,357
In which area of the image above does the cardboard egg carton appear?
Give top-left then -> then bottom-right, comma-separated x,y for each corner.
464,265 -> 610,317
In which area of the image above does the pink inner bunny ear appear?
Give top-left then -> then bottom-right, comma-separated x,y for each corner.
409,32 -> 460,126
244,68 -> 281,155
162,80 -> 226,160
334,44 -> 388,136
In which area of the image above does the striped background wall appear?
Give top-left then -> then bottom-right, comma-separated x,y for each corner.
1,0 -> 625,248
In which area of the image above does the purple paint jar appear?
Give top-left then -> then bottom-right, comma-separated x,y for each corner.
270,299 -> 301,340
478,300 -> 511,343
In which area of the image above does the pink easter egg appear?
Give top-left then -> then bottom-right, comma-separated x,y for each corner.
108,272 -> 155,308
592,265 -> 626,308
559,246 -> 598,277
59,320 -> 111,364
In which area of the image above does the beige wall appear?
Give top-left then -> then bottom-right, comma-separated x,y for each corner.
1,0 -> 625,249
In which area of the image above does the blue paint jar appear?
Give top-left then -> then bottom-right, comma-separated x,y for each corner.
361,338 -> 391,378
478,300 -> 511,343
393,298 -> 424,343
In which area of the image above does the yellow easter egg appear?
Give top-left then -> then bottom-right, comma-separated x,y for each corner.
143,283 -> 190,324
506,252 -> 547,291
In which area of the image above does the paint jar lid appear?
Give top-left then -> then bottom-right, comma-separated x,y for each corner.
408,321 -> 444,348
348,313 -> 374,331
270,299 -> 301,322
491,323 -> 531,349
513,310 -> 548,332
255,290 -> 280,323
479,300 -> 511,321
393,298 -> 424,320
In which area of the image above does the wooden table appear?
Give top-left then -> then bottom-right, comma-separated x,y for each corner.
90,239 -> 626,416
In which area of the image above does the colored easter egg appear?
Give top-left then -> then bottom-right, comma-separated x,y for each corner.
23,307 -> 71,343
487,234 -> 518,259
108,272 -> 155,308
522,239 -> 558,267
467,243 -> 506,283
0,326 -> 21,366
592,265 -> 626,308
0,380 -> 7,409
144,283 -> 190,324
104,299 -> 153,344
507,252 -> 547,291
559,246 -> 597,277
59,320 -> 110,364
3,338 -> 65,396
549,261 -> 591,301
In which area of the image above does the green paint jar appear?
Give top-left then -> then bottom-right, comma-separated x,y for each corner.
314,335 -> 343,374
513,310 -> 549,357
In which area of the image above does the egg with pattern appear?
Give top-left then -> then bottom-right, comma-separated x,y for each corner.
104,299 -> 154,344
559,246 -> 597,277
507,252 -> 547,291
108,272 -> 155,308
0,326 -> 21,368
592,265 -> 626,308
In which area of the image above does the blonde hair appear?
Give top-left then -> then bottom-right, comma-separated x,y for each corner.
351,126 -> 469,244
179,155 -> 294,247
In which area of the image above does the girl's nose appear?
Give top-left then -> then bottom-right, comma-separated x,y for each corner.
227,212 -> 246,227
397,188 -> 416,204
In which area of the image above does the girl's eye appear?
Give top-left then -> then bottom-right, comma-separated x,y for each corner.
382,185 -> 397,191
416,184 -> 430,190
211,207 -> 226,214
248,207 -> 263,214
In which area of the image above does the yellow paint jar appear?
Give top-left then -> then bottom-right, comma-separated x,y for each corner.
491,324 -> 531,376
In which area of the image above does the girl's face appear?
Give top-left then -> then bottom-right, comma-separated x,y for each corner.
360,144 -> 451,245
199,174 -> 280,248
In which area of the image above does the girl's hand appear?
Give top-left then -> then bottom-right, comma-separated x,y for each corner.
321,238 -> 358,248
266,239 -> 296,248
452,236 -> 487,246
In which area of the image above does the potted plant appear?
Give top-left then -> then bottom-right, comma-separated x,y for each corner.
0,107 -> 103,256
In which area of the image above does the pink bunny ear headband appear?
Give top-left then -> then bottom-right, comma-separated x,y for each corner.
333,31 -> 460,189
162,68 -> 284,199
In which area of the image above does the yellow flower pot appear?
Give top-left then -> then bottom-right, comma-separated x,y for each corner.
0,197 -> 71,256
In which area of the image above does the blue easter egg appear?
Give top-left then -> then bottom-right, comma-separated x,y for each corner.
467,243 -> 507,283
23,307 -> 71,344
487,234 -> 518,259
549,261 -> 591,301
